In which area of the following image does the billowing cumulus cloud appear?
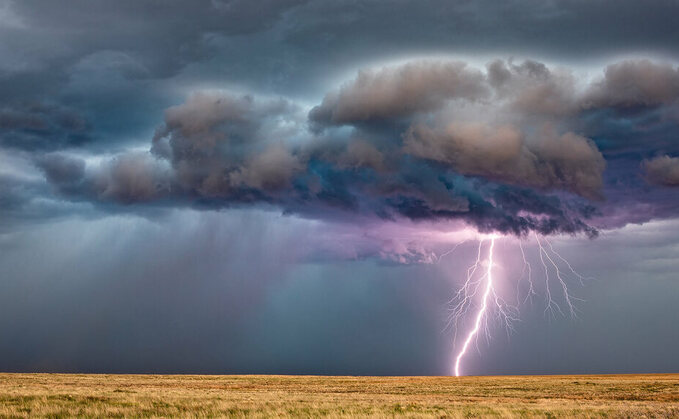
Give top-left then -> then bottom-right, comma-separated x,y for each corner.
309,61 -> 488,126
29,57 -> 679,238
487,59 -> 578,117
403,123 -> 605,199
643,155 -> 679,186
150,92 -> 306,199
91,153 -> 171,203
230,143 -> 304,190
583,60 -> 679,109
36,152 -> 170,203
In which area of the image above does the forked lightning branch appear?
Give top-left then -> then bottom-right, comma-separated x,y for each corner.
445,235 -> 591,376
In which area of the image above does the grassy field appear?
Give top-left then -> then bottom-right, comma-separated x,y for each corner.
0,373 -> 677,418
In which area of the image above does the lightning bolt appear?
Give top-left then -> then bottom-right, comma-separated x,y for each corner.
454,235 -> 496,377
445,234 -> 590,377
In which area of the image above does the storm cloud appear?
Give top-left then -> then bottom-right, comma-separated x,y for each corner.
30,57 -> 679,238
309,61 -> 489,126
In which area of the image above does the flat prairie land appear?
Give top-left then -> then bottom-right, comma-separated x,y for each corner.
0,373 -> 678,418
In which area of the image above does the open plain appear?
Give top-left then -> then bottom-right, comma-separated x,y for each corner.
0,373 -> 678,418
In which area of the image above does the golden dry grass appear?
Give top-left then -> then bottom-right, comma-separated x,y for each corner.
0,373 -> 678,418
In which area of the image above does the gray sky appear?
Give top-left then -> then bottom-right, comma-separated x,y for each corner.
1,0 -> 678,375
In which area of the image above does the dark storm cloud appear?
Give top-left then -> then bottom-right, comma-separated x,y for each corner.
28,56 -> 679,237
1,0 -> 308,82
1,0 -> 677,128
0,168 -> 93,232
2,0 -> 679,151
0,173 -> 32,213
0,0 -> 308,152
287,0 -> 679,58
35,153 -> 85,194
0,103 -> 90,150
